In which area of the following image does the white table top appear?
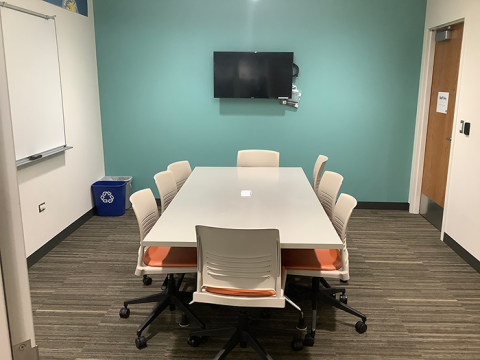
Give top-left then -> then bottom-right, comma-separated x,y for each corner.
143,167 -> 343,250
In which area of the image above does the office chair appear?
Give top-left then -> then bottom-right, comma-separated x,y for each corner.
154,170 -> 177,214
312,155 -> 328,194
237,150 -> 280,167
188,226 -> 305,359
139,170 -> 178,289
119,188 -> 205,349
317,171 -> 343,219
167,160 -> 192,192
282,193 -> 367,346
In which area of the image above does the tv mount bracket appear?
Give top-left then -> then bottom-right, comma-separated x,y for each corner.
293,63 -> 299,78
280,62 -> 301,108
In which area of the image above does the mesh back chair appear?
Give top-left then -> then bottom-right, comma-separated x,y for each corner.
119,189 -> 204,349
167,160 -> 192,192
317,171 -> 343,219
154,170 -> 177,215
237,150 -> 280,167
312,155 -> 328,194
187,226 -> 306,358
282,194 -> 367,346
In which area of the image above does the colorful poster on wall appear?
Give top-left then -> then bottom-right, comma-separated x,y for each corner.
43,0 -> 88,17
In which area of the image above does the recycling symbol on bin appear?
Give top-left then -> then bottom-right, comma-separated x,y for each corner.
100,191 -> 114,204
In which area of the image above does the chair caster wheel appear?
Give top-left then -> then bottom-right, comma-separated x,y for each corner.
260,309 -> 271,319
355,321 -> 367,334
187,336 -> 204,347
240,340 -> 247,348
135,335 -> 147,349
303,333 -> 315,347
169,304 -> 175,311
291,338 -> 304,351
339,293 -> 347,304
296,317 -> 306,331
340,279 -> 348,283
179,313 -> 189,327
119,307 -> 130,318
142,275 -> 152,286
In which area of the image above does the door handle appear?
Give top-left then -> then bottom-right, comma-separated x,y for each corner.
446,137 -> 452,141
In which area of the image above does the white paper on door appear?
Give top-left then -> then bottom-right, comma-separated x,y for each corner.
436,92 -> 449,114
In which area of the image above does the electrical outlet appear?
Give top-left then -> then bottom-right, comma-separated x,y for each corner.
38,202 -> 46,213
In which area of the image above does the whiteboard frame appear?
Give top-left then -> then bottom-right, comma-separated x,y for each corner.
0,2 -> 69,166
15,145 -> 72,167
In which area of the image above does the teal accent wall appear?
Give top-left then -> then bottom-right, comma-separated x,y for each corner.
93,0 -> 426,202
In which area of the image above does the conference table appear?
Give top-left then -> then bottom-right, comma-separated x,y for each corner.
142,167 -> 342,250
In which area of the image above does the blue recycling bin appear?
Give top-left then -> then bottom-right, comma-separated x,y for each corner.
91,180 -> 126,216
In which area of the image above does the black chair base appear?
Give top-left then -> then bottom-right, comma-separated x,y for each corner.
120,273 -> 205,349
142,274 -> 169,289
188,309 -> 303,360
288,276 -> 367,345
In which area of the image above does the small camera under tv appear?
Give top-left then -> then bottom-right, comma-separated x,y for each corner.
214,52 -> 293,99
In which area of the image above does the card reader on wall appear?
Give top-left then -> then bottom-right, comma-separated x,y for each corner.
460,120 -> 471,136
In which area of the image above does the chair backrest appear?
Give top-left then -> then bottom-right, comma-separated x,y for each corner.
331,193 -> 357,243
153,170 -> 177,215
237,150 -> 279,167
195,226 -> 282,298
317,171 -> 343,219
331,193 -> 357,273
313,155 -> 328,193
167,160 -> 192,192
130,188 -> 159,242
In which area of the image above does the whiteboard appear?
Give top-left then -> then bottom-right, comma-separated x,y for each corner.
1,7 -> 66,162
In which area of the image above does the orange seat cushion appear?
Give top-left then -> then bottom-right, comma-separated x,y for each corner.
281,249 -> 342,271
203,267 -> 286,297
204,287 -> 276,297
143,246 -> 197,267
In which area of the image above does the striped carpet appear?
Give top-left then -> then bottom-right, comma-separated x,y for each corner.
29,209 -> 480,359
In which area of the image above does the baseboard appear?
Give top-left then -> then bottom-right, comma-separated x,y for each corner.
27,208 -> 94,268
356,202 -> 409,210
443,233 -> 480,274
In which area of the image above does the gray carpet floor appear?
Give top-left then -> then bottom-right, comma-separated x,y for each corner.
28,209 -> 480,359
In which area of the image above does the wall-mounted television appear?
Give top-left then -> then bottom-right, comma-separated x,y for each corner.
214,51 -> 293,99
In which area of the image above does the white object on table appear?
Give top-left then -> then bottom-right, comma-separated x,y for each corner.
142,167 -> 343,250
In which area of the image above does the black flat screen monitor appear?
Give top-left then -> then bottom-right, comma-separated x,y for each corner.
214,52 -> 293,99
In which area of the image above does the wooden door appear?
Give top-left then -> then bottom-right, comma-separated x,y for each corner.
422,23 -> 463,207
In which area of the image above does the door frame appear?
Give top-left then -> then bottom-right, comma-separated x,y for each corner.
0,258 -> 13,360
409,18 -> 466,235
0,5 -> 38,357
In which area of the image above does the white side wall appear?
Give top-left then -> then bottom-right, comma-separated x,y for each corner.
420,1 -> 480,260
7,0 -> 104,257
